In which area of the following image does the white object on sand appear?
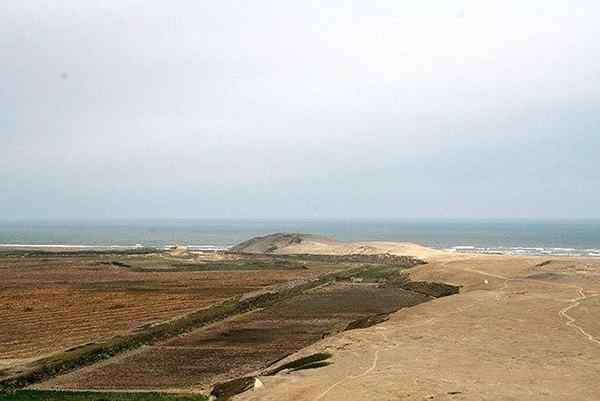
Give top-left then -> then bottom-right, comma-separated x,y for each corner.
254,378 -> 264,390
484,279 -> 489,284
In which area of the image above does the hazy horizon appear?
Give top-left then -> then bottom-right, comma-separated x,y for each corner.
3,1 -> 600,220
2,217 -> 600,223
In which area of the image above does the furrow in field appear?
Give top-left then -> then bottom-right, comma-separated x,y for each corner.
0,301 -> 205,324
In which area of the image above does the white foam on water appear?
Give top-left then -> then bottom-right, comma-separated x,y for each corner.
448,245 -> 600,257
186,245 -> 231,251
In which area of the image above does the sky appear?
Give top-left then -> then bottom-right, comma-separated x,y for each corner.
2,1 -> 599,220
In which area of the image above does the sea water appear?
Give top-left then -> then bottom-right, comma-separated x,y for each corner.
0,219 -> 599,257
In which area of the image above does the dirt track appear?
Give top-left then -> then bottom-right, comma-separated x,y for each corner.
237,254 -> 600,401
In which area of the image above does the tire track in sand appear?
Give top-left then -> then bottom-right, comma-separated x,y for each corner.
459,264 -> 600,346
558,289 -> 600,346
312,342 -> 383,401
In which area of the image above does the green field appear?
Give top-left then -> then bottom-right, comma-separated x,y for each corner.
0,390 -> 207,401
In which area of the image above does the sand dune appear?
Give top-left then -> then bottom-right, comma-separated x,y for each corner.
231,233 -> 448,260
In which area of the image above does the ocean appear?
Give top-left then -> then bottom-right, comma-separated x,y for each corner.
0,219 -> 599,257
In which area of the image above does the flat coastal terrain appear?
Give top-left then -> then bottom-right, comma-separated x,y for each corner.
1,233 -> 599,400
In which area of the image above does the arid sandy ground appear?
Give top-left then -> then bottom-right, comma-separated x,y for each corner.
239,252 -> 600,401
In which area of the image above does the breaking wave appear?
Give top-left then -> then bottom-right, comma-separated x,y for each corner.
445,245 -> 600,257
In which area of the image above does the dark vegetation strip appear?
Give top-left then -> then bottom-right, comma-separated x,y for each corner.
398,281 -> 461,298
0,265 -> 384,392
125,259 -> 307,272
229,252 -> 426,266
0,390 -> 207,401
211,353 -> 333,401
264,352 -> 333,376
344,313 -> 391,331
102,253 -> 416,273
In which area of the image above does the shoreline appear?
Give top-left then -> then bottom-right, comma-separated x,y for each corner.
1,243 -> 599,257
0,241 -> 600,258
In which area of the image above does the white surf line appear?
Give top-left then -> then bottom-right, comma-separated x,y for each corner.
558,288 -> 600,346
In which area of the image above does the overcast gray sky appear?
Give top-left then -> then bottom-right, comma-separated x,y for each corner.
2,1 -> 599,220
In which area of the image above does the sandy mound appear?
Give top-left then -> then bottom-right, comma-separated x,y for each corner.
231,233 -> 447,260
230,233 -> 338,254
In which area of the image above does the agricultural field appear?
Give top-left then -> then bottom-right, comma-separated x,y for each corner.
37,281 -> 431,391
1,244 -> 438,399
0,250 -> 328,377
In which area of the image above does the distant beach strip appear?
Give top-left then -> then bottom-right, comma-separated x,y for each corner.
1,243 -> 599,257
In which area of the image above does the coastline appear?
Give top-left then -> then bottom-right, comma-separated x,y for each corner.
1,243 -> 599,257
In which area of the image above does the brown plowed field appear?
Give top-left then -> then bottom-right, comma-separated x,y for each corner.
0,255 -> 321,368
39,283 -> 430,390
